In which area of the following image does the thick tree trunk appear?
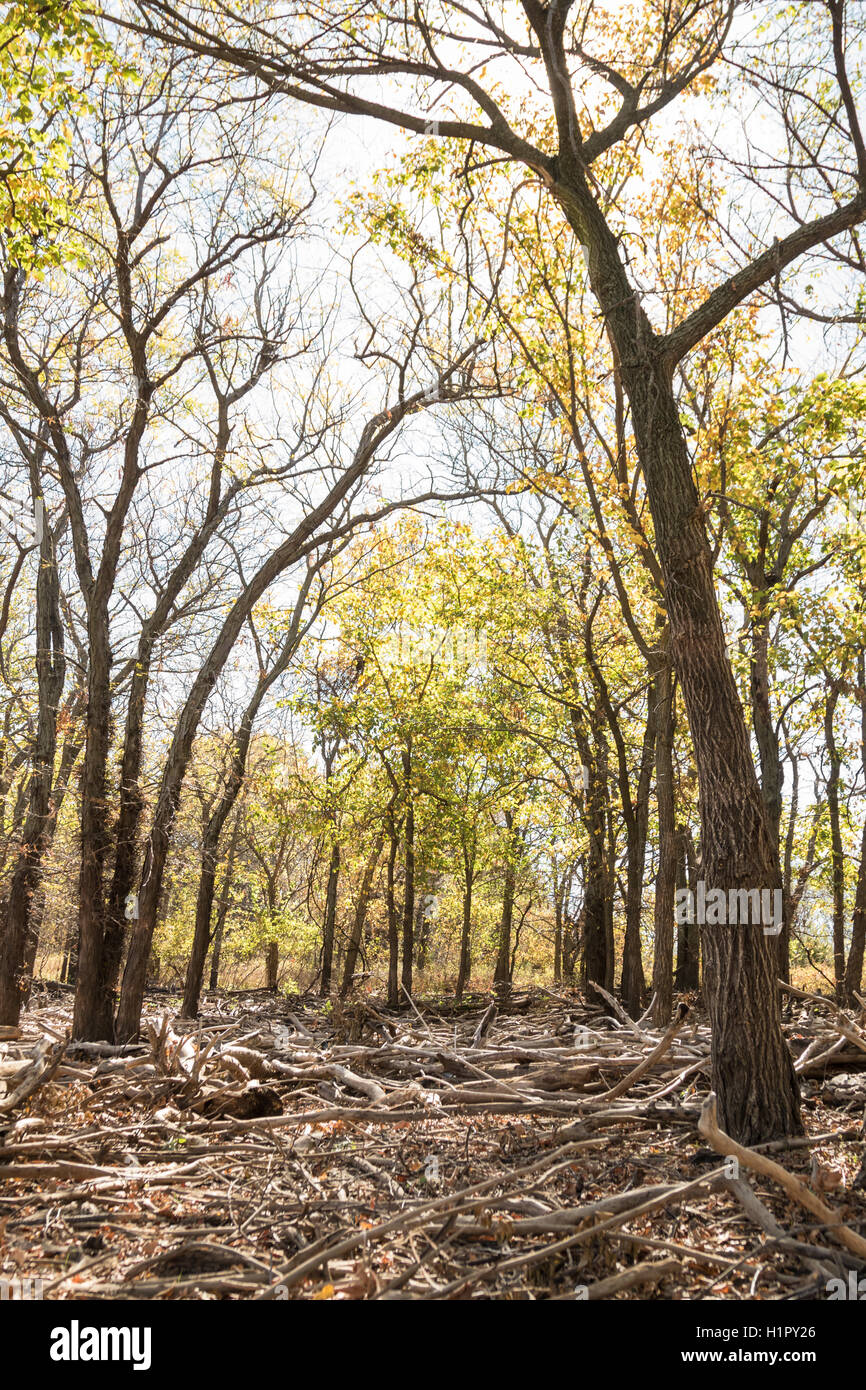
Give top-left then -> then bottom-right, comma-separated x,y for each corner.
70,610 -> 116,1040
560,181 -> 802,1141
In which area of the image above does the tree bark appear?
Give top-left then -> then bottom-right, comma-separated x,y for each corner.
385,813 -> 400,1009
320,838 -> 340,997
340,833 -> 383,997
559,175 -> 802,1140
651,646 -> 677,1026
494,809 -> 517,987
0,490 -> 65,1025
845,655 -> 866,1004
400,742 -> 414,998
824,685 -> 846,1001
456,838 -> 476,999
675,824 -> 700,991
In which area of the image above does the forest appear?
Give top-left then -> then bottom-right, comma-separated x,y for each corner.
0,0 -> 865,1315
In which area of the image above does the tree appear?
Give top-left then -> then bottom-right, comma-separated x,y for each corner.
133,0 -> 866,1139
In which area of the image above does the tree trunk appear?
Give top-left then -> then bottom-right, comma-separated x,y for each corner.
494,810 -> 516,987
553,875 -> 563,985
386,816 -> 400,1009
563,181 -> 802,1140
70,608 -> 115,1040
620,695 -> 654,1016
824,686 -> 846,1001
265,940 -> 279,991
181,805 -> 242,1019
581,764 -> 610,994
845,655 -> 866,1004
675,824 -> 700,990
208,878 -> 233,992
0,488 -> 66,1026
456,842 -> 476,999
400,743 -> 414,999
340,833 -> 383,997
651,647 -> 677,1026
320,838 -> 340,997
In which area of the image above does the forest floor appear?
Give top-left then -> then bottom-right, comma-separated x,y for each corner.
1,982 -> 865,1300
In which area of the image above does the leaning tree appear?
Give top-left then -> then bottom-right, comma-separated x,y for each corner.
127,0 -> 866,1141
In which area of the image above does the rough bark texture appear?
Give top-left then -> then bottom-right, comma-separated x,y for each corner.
0,495 -> 65,1024
554,171 -> 802,1141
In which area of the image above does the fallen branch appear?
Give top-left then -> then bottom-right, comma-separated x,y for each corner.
595,1004 -> 690,1102
0,1038 -> 66,1115
698,1093 -> 866,1261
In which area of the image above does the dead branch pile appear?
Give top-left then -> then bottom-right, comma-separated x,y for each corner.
1,984 -> 864,1299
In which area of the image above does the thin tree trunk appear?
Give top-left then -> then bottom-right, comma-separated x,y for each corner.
494,809 -> 517,987
400,743 -> 414,998
620,696 -> 654,1016
456,839 -> 476,999
207,866 -> 235,993
0,484 -> 66,1025
824,686 -> 845,1001
845,654 -> 866,1004
386,815 -> 400,1009
675,824 -> 700,990
181,805 -> 243,1019
553,870 -> 564,985
652,646 -> 677,1026
340,833 -> 383,997
320,839 -> 340,997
